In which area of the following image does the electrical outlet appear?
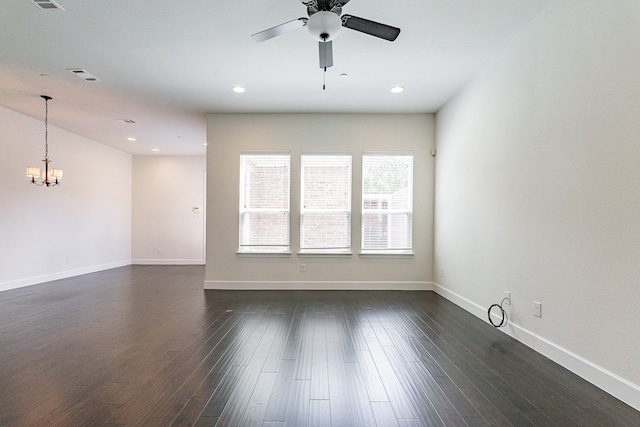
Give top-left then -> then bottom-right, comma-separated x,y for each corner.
66,256 -> 71,264
440,268 -> 445,278
157,248 -> 163,254
504,291 -> 511,305
300,264 -> 306,273
533,301 -> 542,317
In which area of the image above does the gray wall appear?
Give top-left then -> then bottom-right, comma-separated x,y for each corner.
205,113 -> 435,289
0,106 -> 132,291
434,0 -> 640,408
132,156 -> 206,264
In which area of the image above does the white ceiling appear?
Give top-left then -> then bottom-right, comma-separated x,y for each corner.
0,0 -> 551,156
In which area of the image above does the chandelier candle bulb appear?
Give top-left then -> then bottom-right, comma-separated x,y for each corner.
26,166 -> 40,180
51,168 -> 63,180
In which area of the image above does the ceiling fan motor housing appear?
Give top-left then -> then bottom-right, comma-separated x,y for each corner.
307,11 -> 342,41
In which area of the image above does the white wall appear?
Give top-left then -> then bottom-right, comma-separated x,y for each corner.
205,113 -> 434,289
0,106 -> 132,291
434,0 -> 640,409
132,156 -> 206,264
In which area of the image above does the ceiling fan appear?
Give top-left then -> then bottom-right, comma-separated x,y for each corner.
251,0 -> 401,71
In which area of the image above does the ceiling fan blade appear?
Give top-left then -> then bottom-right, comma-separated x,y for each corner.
251,18 -> 307,42
341,15 -> 400,41
319,40 -> 333,68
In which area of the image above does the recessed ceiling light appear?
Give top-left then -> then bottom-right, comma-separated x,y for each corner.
151,148 -> 159,152
339,73 -> 348,79
390,86 -> 404,93
232,86 -> 246,93
203,142 -> 208,146
117,119 -> 136,124
127,137 -> 136,141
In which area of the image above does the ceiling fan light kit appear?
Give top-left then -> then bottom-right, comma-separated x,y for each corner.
307,11 -> 342,42
251,0 -> 400,82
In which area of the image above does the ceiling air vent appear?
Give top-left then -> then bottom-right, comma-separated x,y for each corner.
31,0 -> 64,11
67,68 -> 101,82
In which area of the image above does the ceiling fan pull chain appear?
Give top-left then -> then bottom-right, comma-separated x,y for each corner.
323,66 -> 326,90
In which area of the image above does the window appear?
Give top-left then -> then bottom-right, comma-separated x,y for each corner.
239,153 -> 290,253
300,154 -> 352,253
362,153 -> 413,253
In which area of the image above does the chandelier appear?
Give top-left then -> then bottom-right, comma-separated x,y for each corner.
26,95 -> 63,187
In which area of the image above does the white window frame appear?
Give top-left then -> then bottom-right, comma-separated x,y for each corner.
300,153 -> 352,255
238,153 -> 291,254
361,152 -> 414,255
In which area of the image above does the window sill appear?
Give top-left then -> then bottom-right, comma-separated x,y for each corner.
237,252 -> 292,258
298,251 -> 353,258
359,251 -> 414,258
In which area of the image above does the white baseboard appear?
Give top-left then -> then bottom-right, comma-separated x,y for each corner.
0,260 -> 131,292
432,282 -> 640,412
132,259 -> 205,265
204,280 -> 433,291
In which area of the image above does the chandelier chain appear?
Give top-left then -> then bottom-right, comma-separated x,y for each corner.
44,97 -> 49,161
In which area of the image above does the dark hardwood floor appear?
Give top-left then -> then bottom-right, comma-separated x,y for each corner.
0,266 -> 638,426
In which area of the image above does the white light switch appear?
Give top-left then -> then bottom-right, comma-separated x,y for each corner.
193,207 -> 200,213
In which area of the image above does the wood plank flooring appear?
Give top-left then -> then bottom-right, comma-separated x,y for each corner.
0,265 -> 638,426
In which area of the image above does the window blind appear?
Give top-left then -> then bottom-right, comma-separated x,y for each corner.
239,154 -> 290,253
300,154 -> 352,252
362,153 -> 413,252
